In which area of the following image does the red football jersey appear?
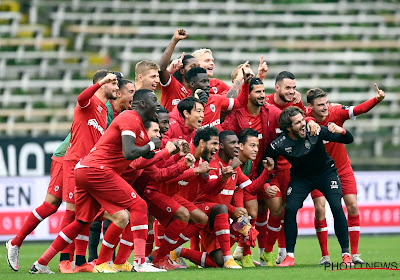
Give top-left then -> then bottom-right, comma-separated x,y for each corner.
161,75 -> 191,112
305,104 -> 354,173
195,155 -> 251,206
209,78 -> 230,95
265,93 -> 306,112
65,93 -> 107,162
80,110 -> 149,174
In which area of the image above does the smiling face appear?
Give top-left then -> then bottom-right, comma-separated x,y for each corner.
184,102 -> 204,129
197,52 -> 215,77
201,136 -> 220,162
144,92 -> 160,122
288,112 -> 307,139
146,121 -> 161,139
118,82 -> 135,110
221,134 -> 240,159
309,96 -> 329,120
139,69 -> 160,91
181,58 -> 200,79
190,72 -> 210,95
249,84 -> 265,107
157,112 -> 169,135
239,136 -> 259,161
276,78 -> 296,103
104,79 -> 119,100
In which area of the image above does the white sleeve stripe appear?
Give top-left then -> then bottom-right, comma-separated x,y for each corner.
79,99 -> 91,109
160,75 -> 172,87
121,130 -> 136,138
239,179 -> 252,189
227,98 -> 234,111
348,106 -> 357,120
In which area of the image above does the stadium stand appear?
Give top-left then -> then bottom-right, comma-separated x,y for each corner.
0,0 -> 399,167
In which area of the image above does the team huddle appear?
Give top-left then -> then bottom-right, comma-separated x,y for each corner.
5,29 -> 385,273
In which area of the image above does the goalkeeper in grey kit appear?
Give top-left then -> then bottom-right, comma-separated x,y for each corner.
261,106 -> 355,267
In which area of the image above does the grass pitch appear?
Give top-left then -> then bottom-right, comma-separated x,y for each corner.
1,235 -> 399,280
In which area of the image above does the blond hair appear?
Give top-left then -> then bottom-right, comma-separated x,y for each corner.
231,63 -> 251,82
135,60 -> 160,81
192,48 -> 213,60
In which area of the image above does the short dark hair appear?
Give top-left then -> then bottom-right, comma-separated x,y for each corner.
238,128 -> 259,144
143,120 -> 158,131
93,69 -> 111,84
249,77 -> 264,93
186,67 -> 207,84
177,96 -> 204,119
279,106 -> 304,132
172,54 -> 196,83
218,130 -> 237,144
118,79 -> 134,89
275,71 -> 295,85
157,105 -> 169,114
194,126 -> 219,147
306,88 -> 327,104
132,89 -> 153,102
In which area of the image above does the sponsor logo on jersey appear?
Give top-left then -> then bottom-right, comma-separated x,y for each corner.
305,140 -> 311,149
285,147 -> 292,153
210,104 -> 216,112
172,99 -> 181,105
287,187 -> 292,196
220,189 -> 234,195
212,86 -> 218,94
88,119 -> 105,135
200,118 -> 220,129
181,86 -> 188,94
330,180 -> 339,189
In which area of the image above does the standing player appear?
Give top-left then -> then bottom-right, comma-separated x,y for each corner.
159,29 -> 199,111
29,89 -> 166,274
6,134 -> 70,272
59,70 -> 119,273
305,85 -> 385,265
264,71 -> 309,263
187,67 -> 251,131
263,106 -> 354,267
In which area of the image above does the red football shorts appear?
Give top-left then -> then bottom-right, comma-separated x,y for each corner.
62,159 -> 78,203
311,168 -> 357,199
269,168 -> 290,202
74,166 -> 141,223
47,156 -> 64,200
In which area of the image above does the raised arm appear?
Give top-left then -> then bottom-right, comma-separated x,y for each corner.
77,73 -> 117,108
159,29 -> 188,85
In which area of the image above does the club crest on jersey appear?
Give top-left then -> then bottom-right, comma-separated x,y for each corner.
97,105 -> 103,113
172,99 -> 180,105
285,147 -> 292,153
131,192 -> 136,198
166,207 -> 172,212
69,192 -> 73,199
305,140 -> 311,149
212,86 -> 218,94
210,104 -> 216,112
287,187 -> 292,196
342,105 -> 350,110
232,174 -> 236,180
55,185 -> 59,192
330,181 -> 338,189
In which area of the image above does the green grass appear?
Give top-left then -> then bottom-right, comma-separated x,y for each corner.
1,235 -> 400,280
